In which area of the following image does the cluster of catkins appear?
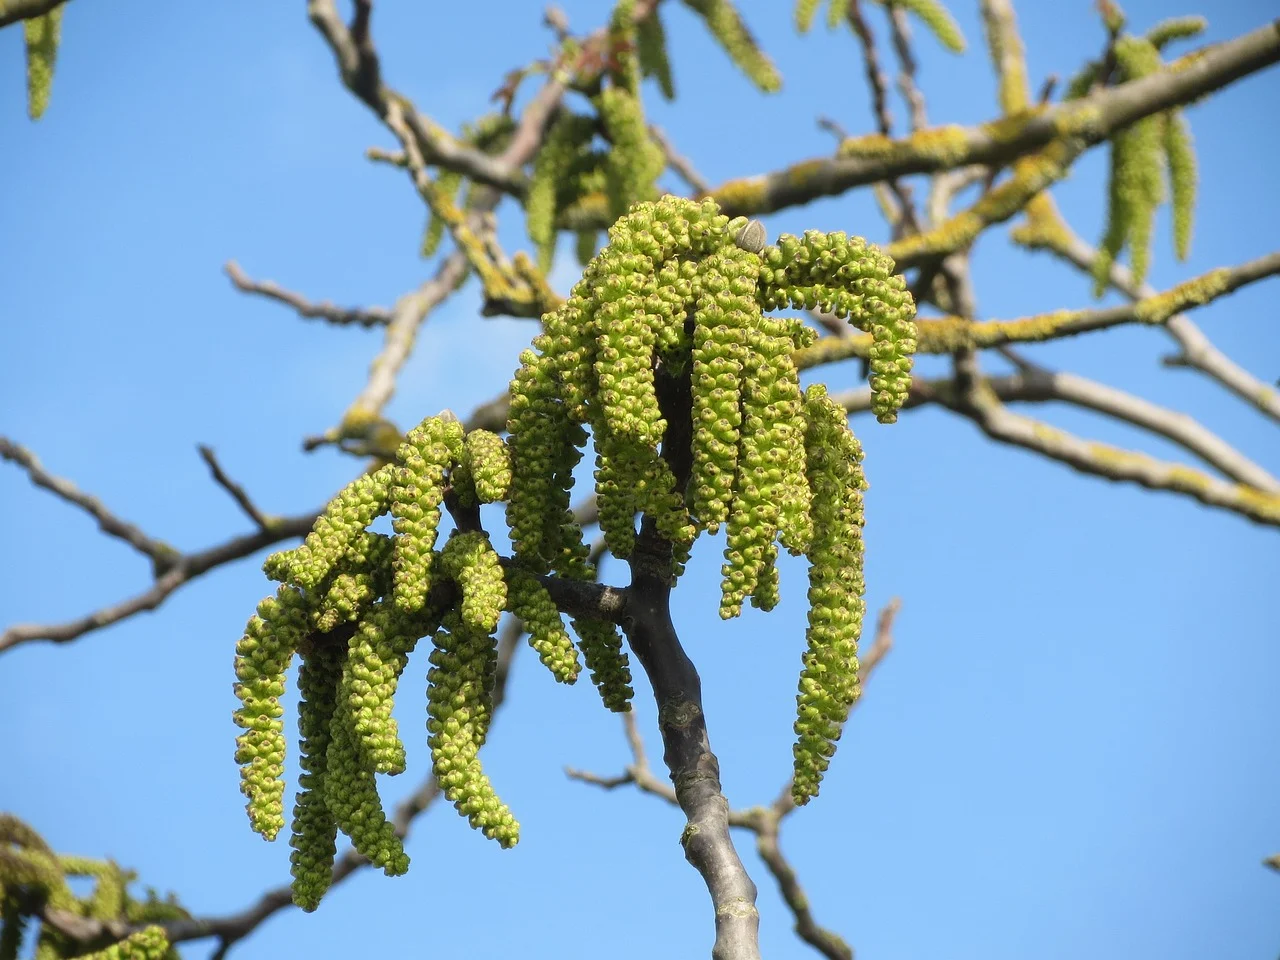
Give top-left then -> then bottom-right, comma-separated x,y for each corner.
795,0 -> 966,54
235,194 -> 915,908
1064,10 -> 1202,292
0,815 -> 187,960
507,195 -> 915,800
234,416 -> 631,910
525,0 -> 781,272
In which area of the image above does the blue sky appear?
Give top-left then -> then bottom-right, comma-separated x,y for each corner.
1,1 -> 1277,958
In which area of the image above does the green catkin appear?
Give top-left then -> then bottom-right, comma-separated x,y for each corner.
688,251 -> 752,532
289,643 -> 342,912
826,0 -> 851,30
795,0 -> 822,32
792,385 -> 868,805
681,0 -> 782,92
528,113 -> 597,272
1164,109 -> 1196,261
421,169 -> 464,258
463,429 -> 512,503
233,586 -> 310,840
440,531 -> 507,635
599,87 -> 664,221
342,601 -> 431,775
504,569 -> 581,684
390,415 -> 464,613
1093,35 -> 1164,294
83,861 -> 126,920
575,229 -> 599,266
24,8 -> 61,120
324,698 -> 410,875
1146,15 -> 1206,51
636,8 -> 676,100
427,612 -> 519,847
265,464 -> 395,591
571,618 -> 634,712
78,926 -> 170,960
759,231 -> 917,423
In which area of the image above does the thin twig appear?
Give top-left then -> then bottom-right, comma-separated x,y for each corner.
0,437 -> 177,566
196,446 -> 274,531
224,262 -> 392,328
649,125 -> 710,195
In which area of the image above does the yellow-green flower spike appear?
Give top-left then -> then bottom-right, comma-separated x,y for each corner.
463,429 -> 513,504
792,385 -> 868,805
1163,110 -> 1196,261
82,861 -> 126,921
23,8 -> 61,121
608,0 -> 642,95
575,229 -> 599,266
637,8 -> 675,100
599,88 -> 664,221
680,0 -> 782,92
795,0 -> 822,32
440,531 -> 507,634
872,0 -> 966,53
390,416 -> 464,613
289,643 -> 342,911
324,699 -> 410,875
1093,35 -> 1164,294
689,250 -> 753,532
265,464 -> 395,592
78,926 -> 170,960
504,569 -> 581,684
341,601 -> 434,775
288,679 -> 341,913
571,617 -> 633,712
528,113 -> 597,272
233,587 -> 309,840
312,533 -> 393,631
1146,15 -> 1206,51
759,231 -> 917,423
427,613 -> 519,847
421,169 -> 463,258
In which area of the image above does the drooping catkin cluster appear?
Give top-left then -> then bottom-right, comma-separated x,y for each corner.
0,816 -> 188,960
505,194 -> 913,797
235,417 -> 607,910
1065,11 -> 1202,292
507,197 -> 913,623
795,0 -> 966,53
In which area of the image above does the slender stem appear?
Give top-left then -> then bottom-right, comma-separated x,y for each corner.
619,358 -> 760,960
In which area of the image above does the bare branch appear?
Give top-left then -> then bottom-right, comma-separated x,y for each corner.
197,446 -> 274,531
573,599 -> 901,960
224,262 -> 392,327
0,0 -> 69,29
650,124 -> 711,196
886,4 -> 928,133
947,352 -> 1280,526
0,512 -> 320,655
0,437 -> 177,565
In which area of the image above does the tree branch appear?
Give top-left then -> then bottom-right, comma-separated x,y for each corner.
1013,195 -> 1280,424
795,251 -> 1280,367
556,20 -> 1280,225
945,353 -> 1280,527
197,445 -> 275,531
224,261 -> 393,327
0,0 -> 69,29
0,512 -> 320,655
571,600 -> 901,960
0,438 -> 178,566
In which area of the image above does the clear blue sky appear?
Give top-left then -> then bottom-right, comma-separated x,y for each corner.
2,2 -> 1277,958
